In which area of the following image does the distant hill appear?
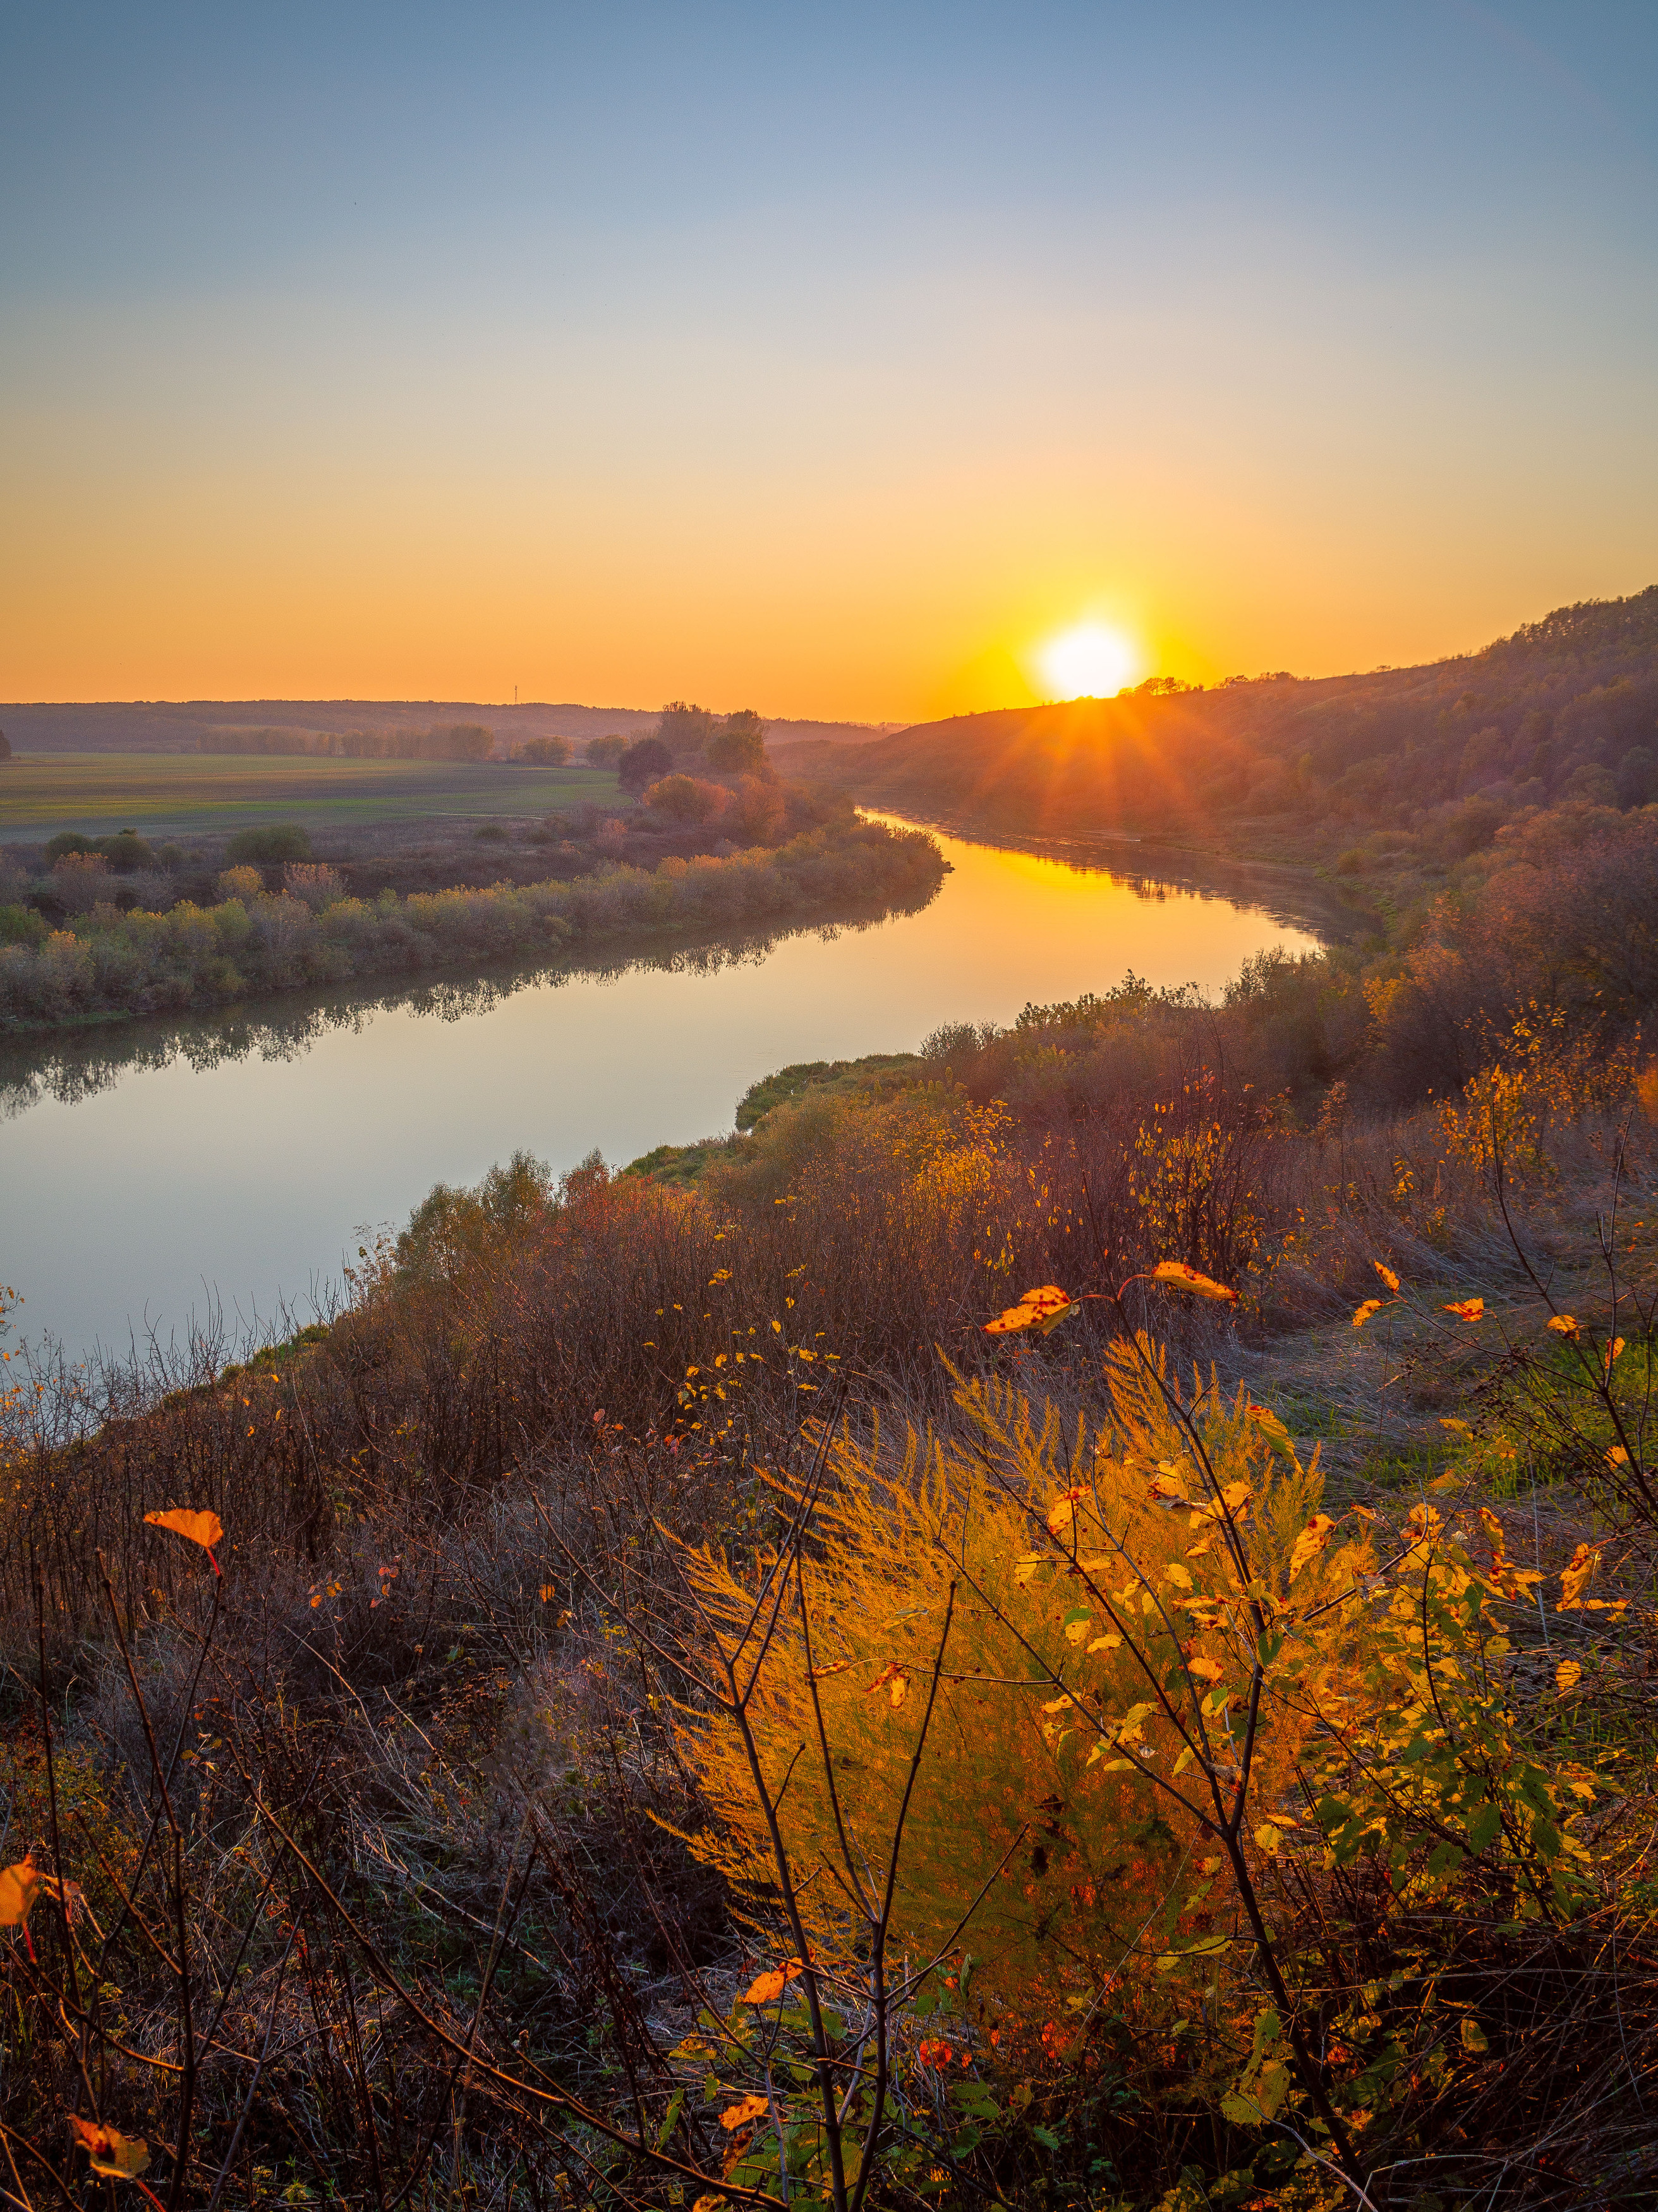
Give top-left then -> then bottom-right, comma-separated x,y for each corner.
785,588 -> 1658,868
0,699 -> 900,756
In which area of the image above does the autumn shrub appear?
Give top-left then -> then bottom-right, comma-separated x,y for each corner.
673,1342 -> 1365,2032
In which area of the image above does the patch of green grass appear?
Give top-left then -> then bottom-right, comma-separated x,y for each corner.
734,1052 -> 924,1131
0,753 -> 624,841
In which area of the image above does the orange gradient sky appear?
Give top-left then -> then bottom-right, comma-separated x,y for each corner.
4,5 -> 1655,720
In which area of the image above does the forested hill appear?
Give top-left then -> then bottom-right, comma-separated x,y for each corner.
786,586 -> 1658,865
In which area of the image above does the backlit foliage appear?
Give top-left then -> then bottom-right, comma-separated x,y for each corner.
671,1340 -> 1368,2031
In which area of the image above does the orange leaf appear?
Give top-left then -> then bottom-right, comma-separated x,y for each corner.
1351,1300 -> 1383,1329
1547,1314 -> 1579,1337
1151,1261 -> 1237,1303
0,1857 -> 41,1931
1187,1655 -> 1224,1684
144,1507 -> 224,1574
1554,1660 -> 1582,1694
742,1959 -> 804,2005
1287,1513 -> 1335,1583
720,2094 -> 769,2132
1148,1466 -> 1189,1504
1442,1299 -> 1484,1322
68,2117 -> 150,2180
1372,1261 -> 1401,1294
866,1662 -> 909,1709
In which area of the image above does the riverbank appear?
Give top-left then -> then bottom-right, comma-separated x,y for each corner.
0,814 -> 946,1035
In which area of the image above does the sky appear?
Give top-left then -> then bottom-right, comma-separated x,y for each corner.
3,1 -> 1656,722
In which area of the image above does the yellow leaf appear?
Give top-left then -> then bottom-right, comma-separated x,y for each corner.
1163,1561 -> 1193,1590
1013,1553 -> 1046,1588
1245,1404 -> 1297,1457
1460,2018 -> 1489,2055
1287,1513 -> 1334,1583
0,1857 -> 41,1930
1559,1543 -> 1601,1611
1148,1467 -> 1189,1504
1373,1260 -> 1401,1293
1063,1614 -> 1092,1644
693,2198 -> 727,2212
1554,1660 -> 1583,1694
1442,1299 -> 1485,1322
68,2117 -> 150,2180
809,1657 -> 852,1680
145,1507 -> 223,1571
719,2094 -> 769,2132
1547,1314 -> 1579,1336
1151,1261 -> 1237,1303
1042,1692 -> 1077,1714
1440,1418 -> 1473,1438
1047,1485 -> 1089,1534
865,1662 -> 909,1708
1087,1634 -> 1122,1654
1606,1337 -> 1626,1372
1187,1656 -> 1223,1684
985,1285 -> 1074,1336
1352,1299 -> 1383,1329
742,1959 -> 804,2004
1253,1823 -> 1283,1855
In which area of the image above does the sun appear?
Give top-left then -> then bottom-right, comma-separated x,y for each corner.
1036,621 -> 1140,701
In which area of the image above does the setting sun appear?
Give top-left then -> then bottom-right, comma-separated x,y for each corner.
1036,621 -> 1141,702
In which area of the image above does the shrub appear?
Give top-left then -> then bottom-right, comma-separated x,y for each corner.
215,865 -> 265,902
95,830 -> 155,872
0,904 -> 45,949
282,861 -> 344,909
585,734 -> 627,767
49,852 -> 111,914
43,830 -> 96,862
514,735 -> 572,765
642,772 -> 725,823
225,821 -> 312,863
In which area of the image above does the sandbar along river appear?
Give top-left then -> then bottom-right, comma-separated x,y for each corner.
0,820 -> 1336,1365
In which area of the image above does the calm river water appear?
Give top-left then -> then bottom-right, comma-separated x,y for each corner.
0,822 -> 1335,1364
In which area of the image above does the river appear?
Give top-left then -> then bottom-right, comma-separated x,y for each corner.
0,821 -> 1336,1364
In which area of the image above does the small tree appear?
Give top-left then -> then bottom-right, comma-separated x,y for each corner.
619,736 -> 674,794
707,708 -> 769,775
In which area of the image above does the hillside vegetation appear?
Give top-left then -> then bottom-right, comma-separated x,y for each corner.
1,757 -> 1656,2204
793,588 -> 1658,885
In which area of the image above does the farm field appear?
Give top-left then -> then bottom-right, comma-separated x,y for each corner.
0,751 -> 623,843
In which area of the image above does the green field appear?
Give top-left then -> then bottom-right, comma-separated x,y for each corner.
0,752 -> 624,843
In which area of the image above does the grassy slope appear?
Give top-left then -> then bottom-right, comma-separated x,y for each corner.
0,752 -> 624,841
